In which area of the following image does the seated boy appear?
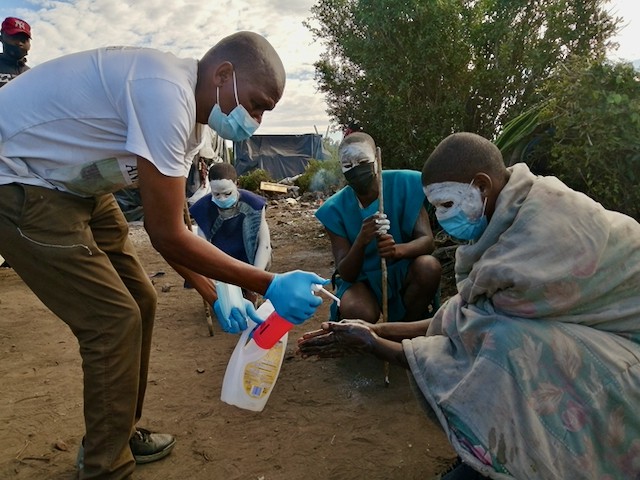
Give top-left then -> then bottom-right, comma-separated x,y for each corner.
187,162 -> 272,329
315,132 -> 441,323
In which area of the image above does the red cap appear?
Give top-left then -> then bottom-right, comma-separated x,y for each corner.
1,17 -> 31,38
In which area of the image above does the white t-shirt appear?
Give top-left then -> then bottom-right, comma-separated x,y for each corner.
0,46 -> 201,196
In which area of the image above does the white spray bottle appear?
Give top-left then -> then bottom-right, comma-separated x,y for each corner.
220,296 -> 287,412
219,283 -> 338,412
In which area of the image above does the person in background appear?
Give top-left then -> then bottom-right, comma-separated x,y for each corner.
299,132 -> 640,479
0,31 -> 326,479
0,16 -> 31,268
0,16 -> 31,88
315,132 -> 441,324
186,162 -> 272,331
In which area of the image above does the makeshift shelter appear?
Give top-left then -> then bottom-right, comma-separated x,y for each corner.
233,134 -> 328,180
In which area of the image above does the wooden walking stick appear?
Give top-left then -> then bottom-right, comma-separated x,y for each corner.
183,201 -> 216,336
376,146 -> 390,386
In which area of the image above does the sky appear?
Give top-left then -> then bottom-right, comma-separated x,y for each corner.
1,0 -> 638,139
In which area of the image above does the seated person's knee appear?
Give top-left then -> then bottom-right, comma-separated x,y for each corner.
340,285 -> 380,323
410,255 -> 442,285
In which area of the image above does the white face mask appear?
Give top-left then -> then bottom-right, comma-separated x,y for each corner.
424,180 -> 488,241
210,179 -> 239,209
339,142 -> 377,173
424,180 -> 484,222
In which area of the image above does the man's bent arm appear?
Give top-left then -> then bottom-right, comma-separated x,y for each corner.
168,259 -> 216,305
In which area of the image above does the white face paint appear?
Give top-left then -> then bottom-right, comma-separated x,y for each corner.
339,142 -> 377,173
210,179 -> 238,202
424,181 -> 484,222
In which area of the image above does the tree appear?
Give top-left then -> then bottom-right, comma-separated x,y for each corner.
307,0 -> 620,169
494,58 -> 640,220
540,59 -> 640,219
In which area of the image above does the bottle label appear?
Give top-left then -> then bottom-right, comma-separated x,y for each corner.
243,339 -> 285,398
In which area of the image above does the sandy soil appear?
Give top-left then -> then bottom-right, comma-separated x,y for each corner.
0,197 -> 457,480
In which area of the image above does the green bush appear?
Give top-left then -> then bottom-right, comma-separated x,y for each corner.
495,59 -> 640,220
295,159 -> 344,194
539,59 -> 640,220
237,169 -> 273,192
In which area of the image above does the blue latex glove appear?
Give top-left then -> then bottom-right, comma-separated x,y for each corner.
213,299 -> 263,334
264,270 -> 329,324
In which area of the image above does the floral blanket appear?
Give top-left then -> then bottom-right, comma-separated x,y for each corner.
403,163 -> 640,479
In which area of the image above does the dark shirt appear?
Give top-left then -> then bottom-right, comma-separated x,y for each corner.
0,53 -> 29,88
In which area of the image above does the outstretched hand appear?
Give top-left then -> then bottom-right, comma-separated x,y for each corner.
296,320 -> 378,358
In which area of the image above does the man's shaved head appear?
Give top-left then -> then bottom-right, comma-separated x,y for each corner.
422,132 -> 507,186
200,31 -> 285,100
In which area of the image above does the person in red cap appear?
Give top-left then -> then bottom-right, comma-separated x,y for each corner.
0,16 -> 31,268
0,16 -> 31,88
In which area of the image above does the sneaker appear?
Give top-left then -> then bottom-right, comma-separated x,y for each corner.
75,429 -> 175,470
130,428 -> 176,464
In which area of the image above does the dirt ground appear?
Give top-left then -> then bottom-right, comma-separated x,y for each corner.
0,196 -> 457,480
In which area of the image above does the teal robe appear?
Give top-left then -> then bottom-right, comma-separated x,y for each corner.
315,170 -> 428,321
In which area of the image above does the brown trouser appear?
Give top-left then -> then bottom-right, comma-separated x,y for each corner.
0,184 -> 157,479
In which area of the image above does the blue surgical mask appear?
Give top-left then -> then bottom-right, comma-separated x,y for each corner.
427,180 -> 488,241
438,207 -> 488,241
212,191 -> 238,209
208,70 -> 259,142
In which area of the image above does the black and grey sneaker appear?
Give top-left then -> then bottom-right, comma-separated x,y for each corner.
130,428 -> 176,464
76,428 -> 175,471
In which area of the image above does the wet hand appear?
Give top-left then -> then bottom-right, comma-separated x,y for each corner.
296,320 -> 378,358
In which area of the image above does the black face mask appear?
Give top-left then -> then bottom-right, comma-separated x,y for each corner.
2,43 -> 28,61
344,163 -> 375,195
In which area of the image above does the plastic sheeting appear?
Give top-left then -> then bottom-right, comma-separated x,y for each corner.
233,134 -> 328,180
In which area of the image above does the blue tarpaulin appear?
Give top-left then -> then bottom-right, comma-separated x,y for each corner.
233,134 -> 328,180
